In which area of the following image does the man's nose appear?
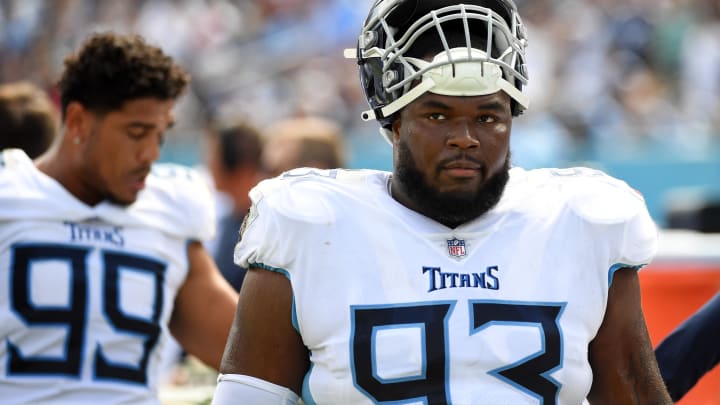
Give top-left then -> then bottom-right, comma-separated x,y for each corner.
138,134 -> 161,164
446,119 -> 480,149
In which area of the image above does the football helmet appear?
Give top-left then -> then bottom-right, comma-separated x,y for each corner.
345,0 -> 530,143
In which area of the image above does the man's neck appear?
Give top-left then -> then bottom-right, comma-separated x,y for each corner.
36,151 -> 103,206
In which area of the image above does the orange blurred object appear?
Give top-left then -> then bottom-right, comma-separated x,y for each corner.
641,231 -> 720,405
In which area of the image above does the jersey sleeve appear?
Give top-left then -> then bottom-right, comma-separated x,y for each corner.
233,173 -> 338,273
159,164 -> 217,242
125,164 -> 218,242
614,200 -> 658,268
233,187 -> 286,271
0,149 -> 67,221
562,167 -> 658,269
0,149 -> 28,218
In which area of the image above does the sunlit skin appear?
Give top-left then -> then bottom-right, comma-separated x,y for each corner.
390,91 -> 512,226
37,98 -> 176,206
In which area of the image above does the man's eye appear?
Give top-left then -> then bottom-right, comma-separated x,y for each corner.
128,129 -> 145,138
478,115 -> 496,123
427,113 -> 446,120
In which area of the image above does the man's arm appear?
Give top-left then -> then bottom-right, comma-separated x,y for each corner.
587,268 -> 672,404
169,240 -> 239,370
219,266 -> 309,395
655,291 -> 720,401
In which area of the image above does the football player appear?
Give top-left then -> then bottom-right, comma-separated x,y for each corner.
0,33 -> 238,404
212,1 -> 672,403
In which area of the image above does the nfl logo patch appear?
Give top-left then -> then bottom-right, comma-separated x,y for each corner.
447,238 -> 466,258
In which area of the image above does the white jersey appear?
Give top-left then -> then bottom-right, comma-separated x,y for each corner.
0,149 -> 215,404
235,167 -> 657,405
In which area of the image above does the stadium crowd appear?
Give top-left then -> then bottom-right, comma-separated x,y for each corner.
1,0 -> 719,169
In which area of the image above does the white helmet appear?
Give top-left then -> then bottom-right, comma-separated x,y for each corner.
345,0 -> 530,143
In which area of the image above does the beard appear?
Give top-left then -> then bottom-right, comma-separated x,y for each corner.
394,140 -> 511,228
81,127 -> 142,207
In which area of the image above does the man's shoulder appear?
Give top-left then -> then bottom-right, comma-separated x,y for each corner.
128,163 -> 216,241
146,162 -> 210,191
516,167 -> 649,224
0,148 -> 33,179
254,168 -> 385,196
250,168 -> 386,224
141,163 -> 214,208
0,149 -> 54,217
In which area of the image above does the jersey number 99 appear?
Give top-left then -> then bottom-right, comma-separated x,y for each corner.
7,243 -> 165,385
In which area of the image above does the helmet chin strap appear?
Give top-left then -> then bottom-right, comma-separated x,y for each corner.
362,47 -> 529,127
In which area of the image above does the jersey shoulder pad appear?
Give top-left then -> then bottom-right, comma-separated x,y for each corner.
236,169 -> 379,271
0,149 -> 48,219
0,148 -> 32,179
140,163 -> 216,240
249,168 -> 371,225
544,167 -> 648,225
522,167 -> 657,267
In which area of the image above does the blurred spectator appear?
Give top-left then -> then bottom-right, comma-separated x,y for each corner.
679,0 -> 720,136
0,0 -> 718,217
262,115 -> 346,176
205,120 -> 265,291
0,80 -> 57,158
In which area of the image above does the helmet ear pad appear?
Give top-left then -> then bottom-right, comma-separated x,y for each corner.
359,56 -> 405,127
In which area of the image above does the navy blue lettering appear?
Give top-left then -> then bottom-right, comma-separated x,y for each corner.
473,272 -> 485,288
448,273 -> 460,288
424,266 -> 501,292
423,267 -> 442,292
351,303 -> 452,404
65,222 -> 124,247
459,273 -> 471,287
8,244 -> 164,385
486,266 -> 500,290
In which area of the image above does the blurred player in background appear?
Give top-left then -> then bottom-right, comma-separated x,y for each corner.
0,81 -> 58,158
212,0 -> 671,403
0,32 -> 237,404
262,116 -> 346,177
205,120 -> 265,291
655,291 -> 720,401
205,116 -> 346,292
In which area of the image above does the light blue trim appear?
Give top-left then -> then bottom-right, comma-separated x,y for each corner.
6,243 -> 91,380
248,262 -> 299,333
93,249 -> 167,386
371,323 -> 427,383
301,364 -> 318,405
249,262 -> 291,279
349,301 -> 455,404
468,299 -> 566,405
607,263 -> 646,287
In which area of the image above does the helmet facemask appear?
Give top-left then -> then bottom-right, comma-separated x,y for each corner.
347,0 -> 530,144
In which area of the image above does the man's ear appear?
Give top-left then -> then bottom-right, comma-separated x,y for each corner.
64,102 -> 91,140
391,117 -> 402,145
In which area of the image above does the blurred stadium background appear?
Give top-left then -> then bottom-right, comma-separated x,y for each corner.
1,0 -> 718,404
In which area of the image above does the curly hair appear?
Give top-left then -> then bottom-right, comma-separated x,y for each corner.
57,32 -> 190,120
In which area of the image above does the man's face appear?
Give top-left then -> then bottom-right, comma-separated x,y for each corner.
80,98 -> 176,205
391,91 -> 512,227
